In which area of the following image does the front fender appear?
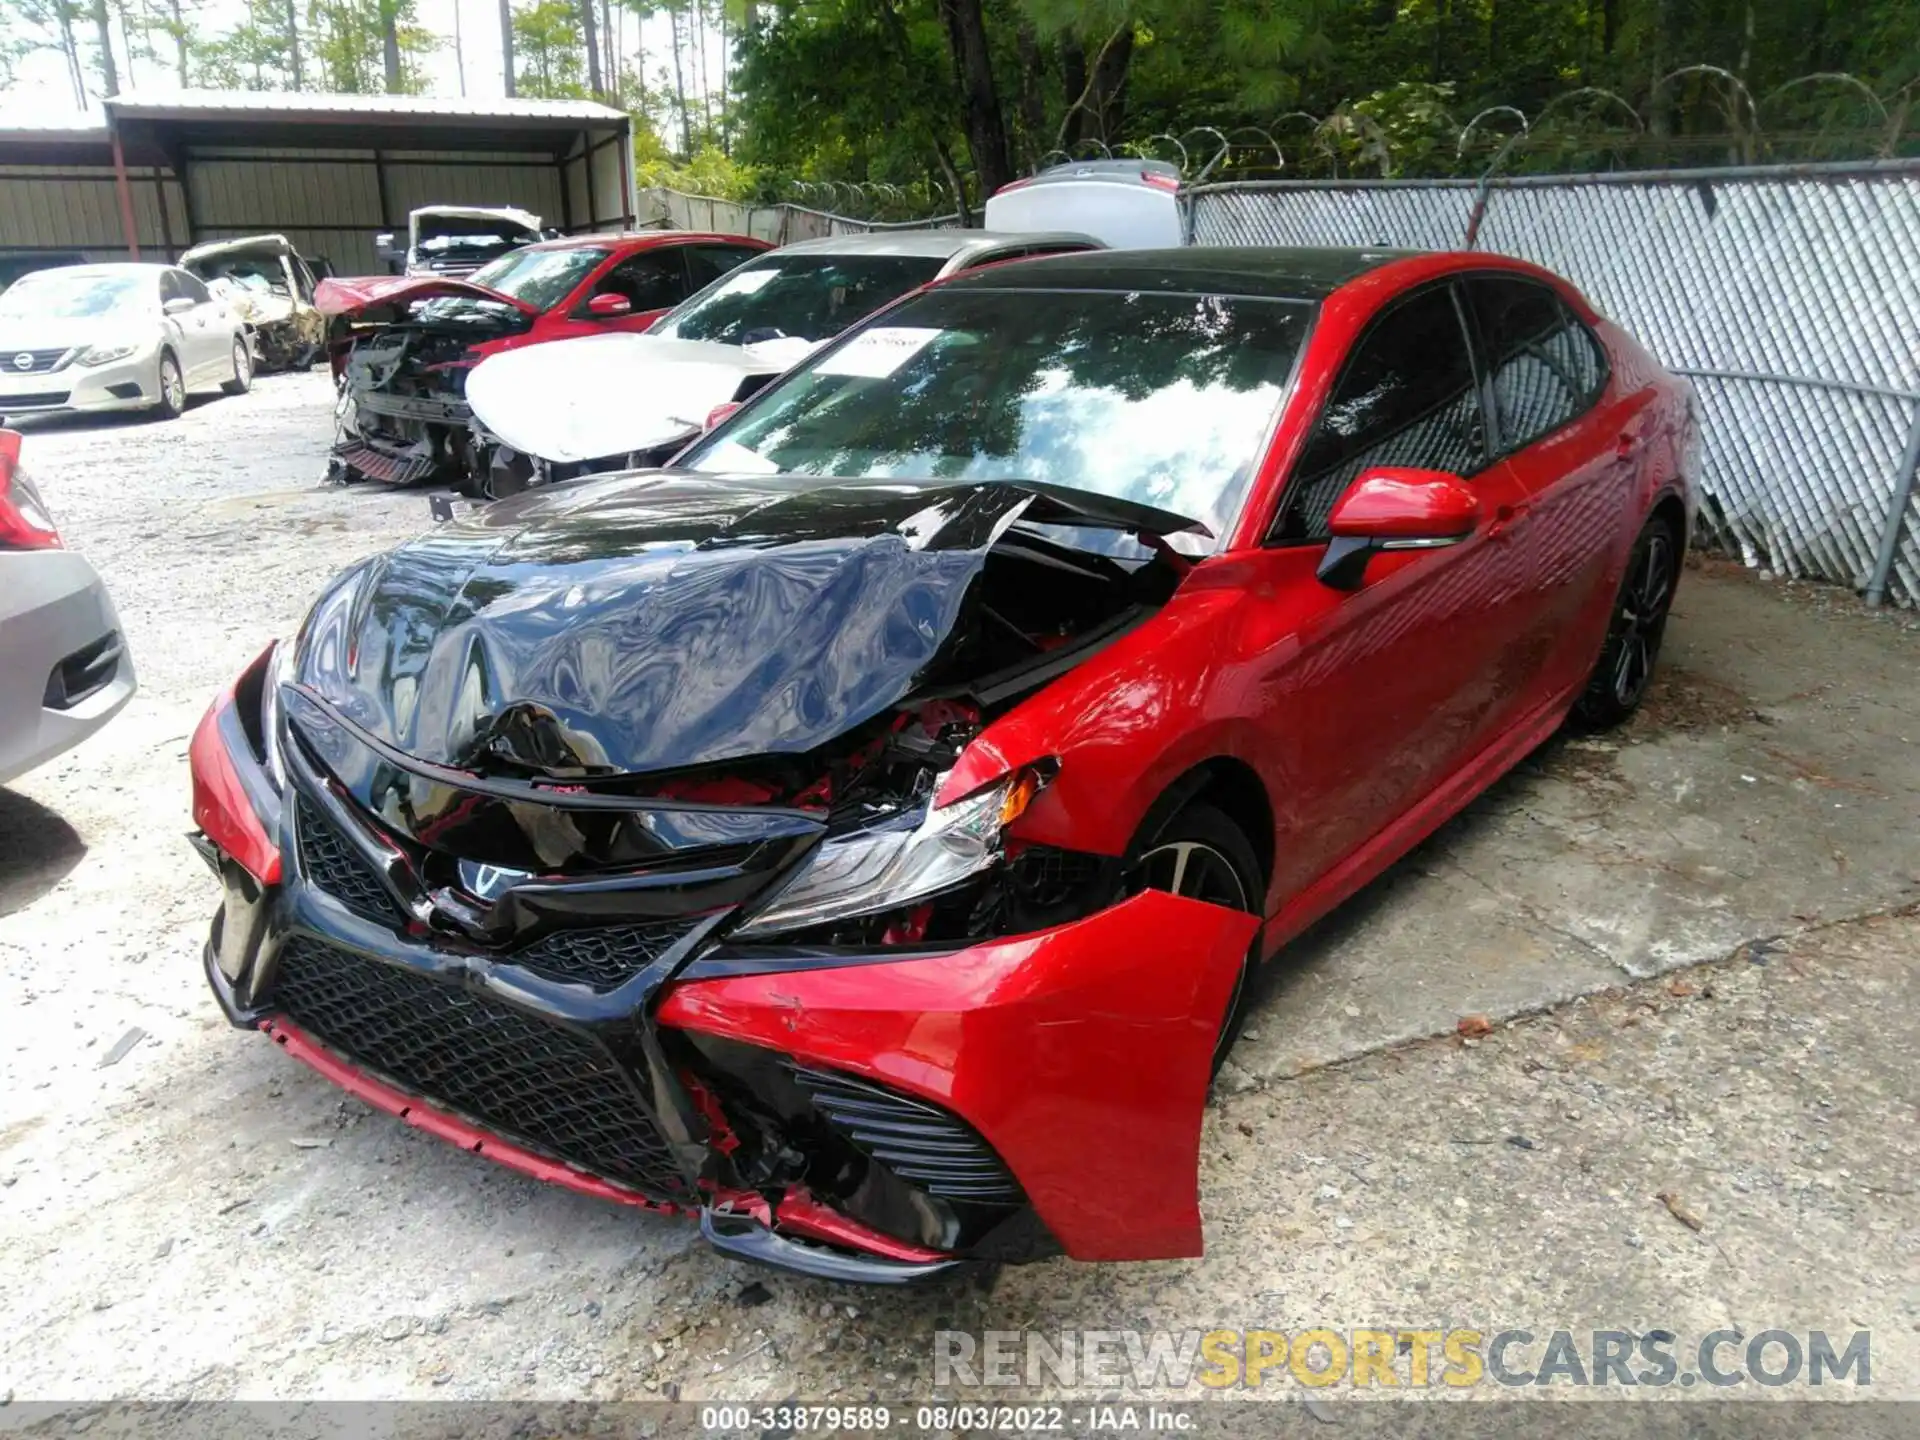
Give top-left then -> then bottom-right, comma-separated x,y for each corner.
941,582 -> 1282,864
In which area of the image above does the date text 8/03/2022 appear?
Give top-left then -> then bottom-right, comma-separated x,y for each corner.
698,1406 -> 1196,1432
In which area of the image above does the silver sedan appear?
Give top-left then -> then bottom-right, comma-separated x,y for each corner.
0,263 -> 253,425
0,430 -> 135,785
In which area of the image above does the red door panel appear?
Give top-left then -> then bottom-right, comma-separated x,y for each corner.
1462,274 -> 1658,705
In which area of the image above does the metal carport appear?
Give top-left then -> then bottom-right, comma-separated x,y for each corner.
0,92 -> 637,276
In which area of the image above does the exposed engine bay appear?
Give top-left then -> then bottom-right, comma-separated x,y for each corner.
322,286 -> 533,488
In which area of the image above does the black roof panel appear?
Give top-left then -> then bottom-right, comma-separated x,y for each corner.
942,245 -> 1416,301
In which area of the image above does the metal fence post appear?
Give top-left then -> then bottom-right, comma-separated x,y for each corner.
1865,401 -> 1920,607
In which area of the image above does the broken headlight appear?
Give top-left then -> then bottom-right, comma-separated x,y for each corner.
258,642 -> 288,792
732,765 -> 1049,940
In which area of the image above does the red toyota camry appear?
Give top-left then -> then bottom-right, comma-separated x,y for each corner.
190,247 -> 1697,1282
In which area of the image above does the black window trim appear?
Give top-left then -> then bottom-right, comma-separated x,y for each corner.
1456,269 -> 1613,464
1262,275 -> 1492,548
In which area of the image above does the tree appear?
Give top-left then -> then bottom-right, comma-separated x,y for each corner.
667,0 -> 692,153
3,0 -> 90,105
579,0 -> 600,94
379,0 -> 399,88
304,0 -> 431,92
499,0 -> 514,93
87,0 -> 118,92
938,0 -> 1013,195
513,0 -> 587,96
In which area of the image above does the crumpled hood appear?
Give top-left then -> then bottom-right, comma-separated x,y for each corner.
289,471 -> 1200,782
314,274 -> 537,321
465,333 -> 821,465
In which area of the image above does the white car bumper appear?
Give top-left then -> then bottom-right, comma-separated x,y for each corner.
0,549 -> 137,786
0,351 -> 158,417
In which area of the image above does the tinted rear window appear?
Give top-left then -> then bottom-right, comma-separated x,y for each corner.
651,254 -> 947,346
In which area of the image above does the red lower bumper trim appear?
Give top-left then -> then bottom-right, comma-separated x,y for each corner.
776,1187 -> 951,1263
260,1017 -> 687,1216
260,1017 -> 957,1267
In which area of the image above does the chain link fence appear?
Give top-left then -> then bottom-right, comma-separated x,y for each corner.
637,187 -> 959,244
1188,161 -> 1920,606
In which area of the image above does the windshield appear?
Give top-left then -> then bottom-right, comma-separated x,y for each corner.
679,286 -> 1312,548
651,253 -> 946,346
191,254 -> 288,293
415,216 -> 538,259
468,246 -> 610,309
0,271 -> 150,320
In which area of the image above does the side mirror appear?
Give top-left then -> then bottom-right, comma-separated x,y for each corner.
1317,467 -> 1479,590
373,233 -> 401,263
704,401 -> 742,432
162,296 -> 196,315
586,292 -> 633,318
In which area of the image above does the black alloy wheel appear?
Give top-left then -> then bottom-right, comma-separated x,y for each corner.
1575,513 -> 1679,728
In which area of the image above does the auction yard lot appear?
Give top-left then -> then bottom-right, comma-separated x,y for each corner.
2,372 -> 1916,1405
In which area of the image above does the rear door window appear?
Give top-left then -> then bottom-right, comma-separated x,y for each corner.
1464,275 -> 1609,453
684,244 -> 765,290
592,250 -> 688,312
1273,284 -> 1488,542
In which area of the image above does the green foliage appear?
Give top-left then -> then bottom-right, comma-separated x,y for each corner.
714,0 -> 1919,197
637,142 -> 761,199
1346,80 -> 1458,177
512,0 -> 586,96
187,0 -> 296,88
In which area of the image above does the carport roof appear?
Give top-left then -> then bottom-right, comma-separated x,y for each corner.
0,92 -> 630,166
0,107 -> 112,166
107,91 -> 630,159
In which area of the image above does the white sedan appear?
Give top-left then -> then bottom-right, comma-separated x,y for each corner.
0,263 -> 253,424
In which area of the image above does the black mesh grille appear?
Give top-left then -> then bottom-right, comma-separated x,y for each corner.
296,797 -> 404,925
511,923 -> 688,989
790,1063 -> 1023,1205
270,936 -> 688,1199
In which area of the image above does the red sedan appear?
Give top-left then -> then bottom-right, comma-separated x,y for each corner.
317,230 -> 770,486
191,247 -> 1697,1281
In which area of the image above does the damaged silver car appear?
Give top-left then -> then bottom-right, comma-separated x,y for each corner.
183,234 -> 327,372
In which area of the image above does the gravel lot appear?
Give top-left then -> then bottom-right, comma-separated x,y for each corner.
2,372 -> 1915,1410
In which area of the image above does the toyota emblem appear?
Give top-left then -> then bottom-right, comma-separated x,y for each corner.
12,353 -> 31,371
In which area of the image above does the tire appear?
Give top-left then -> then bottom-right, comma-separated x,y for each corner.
151,350 -> 185,420
1573,512 -> 1680,729
221,337 -> 253,396
1124,801 -> 1263,1074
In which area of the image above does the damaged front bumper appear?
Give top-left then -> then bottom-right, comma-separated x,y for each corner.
197,817 -> 1253,1279
190,663 -> 1255,1280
